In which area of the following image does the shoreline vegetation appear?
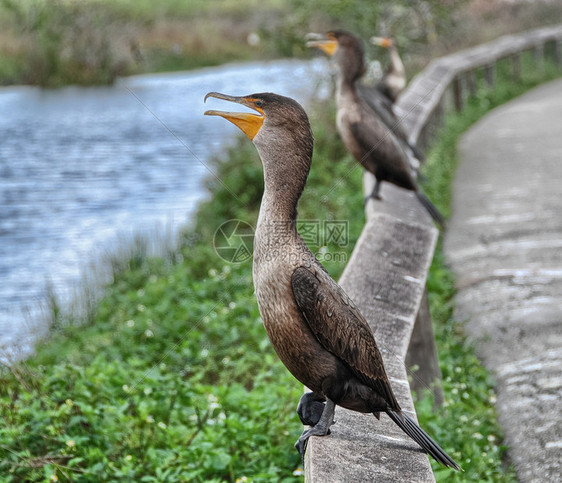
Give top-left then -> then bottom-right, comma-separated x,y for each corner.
0,0 -> 561,87
1,43 -> 560,480
1,0 -> 562,481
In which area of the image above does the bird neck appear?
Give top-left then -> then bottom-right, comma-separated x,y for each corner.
257,172 -> 304,235
336,74 -> 360,107
388,46 -> 405,76
254,140 -> 311,245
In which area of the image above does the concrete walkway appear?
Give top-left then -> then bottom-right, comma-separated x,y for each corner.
444,78 -> 562,482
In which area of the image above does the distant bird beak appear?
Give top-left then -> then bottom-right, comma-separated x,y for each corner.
304,32 -> 324,41
204,92 -> 264,140
306,33 -> 338,57
371,36 -> 392,48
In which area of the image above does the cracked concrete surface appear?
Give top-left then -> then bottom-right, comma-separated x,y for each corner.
444,79 -> 562,482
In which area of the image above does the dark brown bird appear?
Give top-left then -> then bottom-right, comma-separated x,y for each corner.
204,91 -> 459,470
371,36 -> 406,104
308,30 -> 444,226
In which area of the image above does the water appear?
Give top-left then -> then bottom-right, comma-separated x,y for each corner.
0,58 -> 330,360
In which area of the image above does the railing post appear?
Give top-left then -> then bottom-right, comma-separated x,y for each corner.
453,74 -> 464,111
466,69 -> 477,97
511,53 -> 521,80
555,39 -> 562,66
534,43 -> 545,71
484,63 -> 495,88
406,290 -> 444,408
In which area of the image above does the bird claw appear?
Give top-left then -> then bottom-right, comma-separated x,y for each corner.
364,194 -> 382,206
294,421 -> 333,463
294,432 -> 309,464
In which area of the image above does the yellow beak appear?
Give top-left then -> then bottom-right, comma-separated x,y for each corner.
204,92 -> 264,140
371,36 -> 391,48
306,38 -> 338,57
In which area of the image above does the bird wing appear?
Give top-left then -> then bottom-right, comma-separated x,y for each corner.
291,265 -> 399,409
358,84 -> 426,163
349,101 -> 417,190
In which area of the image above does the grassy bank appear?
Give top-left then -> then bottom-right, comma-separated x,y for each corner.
1,0 -> 561,86
0,48 -> 560,483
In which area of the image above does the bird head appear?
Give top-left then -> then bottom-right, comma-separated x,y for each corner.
306,30 -> 365,80
204,92 -> 313,185
371,36 -> 393,49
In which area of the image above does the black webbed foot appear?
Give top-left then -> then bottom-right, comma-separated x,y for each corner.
297,392 -> 327,427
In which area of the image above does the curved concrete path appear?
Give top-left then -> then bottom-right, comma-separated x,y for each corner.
444,78 -> 562,482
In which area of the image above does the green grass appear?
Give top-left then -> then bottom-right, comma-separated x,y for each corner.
0,48 -> 560,482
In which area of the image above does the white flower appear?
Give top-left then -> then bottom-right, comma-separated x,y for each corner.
143,387 -> 152,395
66,439 -> 75,448
472,432 -> 483,439
228,302 -> 236,309
126,320 -> 135,327
144,329 -> 154,338
125,455 -> 133,461
293,468 -> 305,476
487,434 -> 496,443
146,415 -> 154,423
50,475 -> 59,482
157,422 -> 167,429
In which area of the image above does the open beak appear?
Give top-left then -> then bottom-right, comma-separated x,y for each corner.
306,33 -> 338,57
371,36 -> 391,48
204,92 -> 264,140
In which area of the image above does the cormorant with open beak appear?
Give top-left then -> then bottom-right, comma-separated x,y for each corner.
307,30 -> 444,226
371,36 -> 406,104
204,91 -> 459,469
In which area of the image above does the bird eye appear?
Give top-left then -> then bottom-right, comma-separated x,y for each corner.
256,100 -> 263,107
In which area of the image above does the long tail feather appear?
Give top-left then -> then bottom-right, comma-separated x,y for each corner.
386,409 -> 461,471
416,192 -> 446,228
408,141 -> 426,164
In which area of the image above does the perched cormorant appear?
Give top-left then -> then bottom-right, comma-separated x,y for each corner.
307,30 -> 444,226
307,32 -> 425,164
204,91 -> 459,470
371,36 -> 406,104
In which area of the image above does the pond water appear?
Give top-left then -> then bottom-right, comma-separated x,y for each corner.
0,58 -> 330,360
